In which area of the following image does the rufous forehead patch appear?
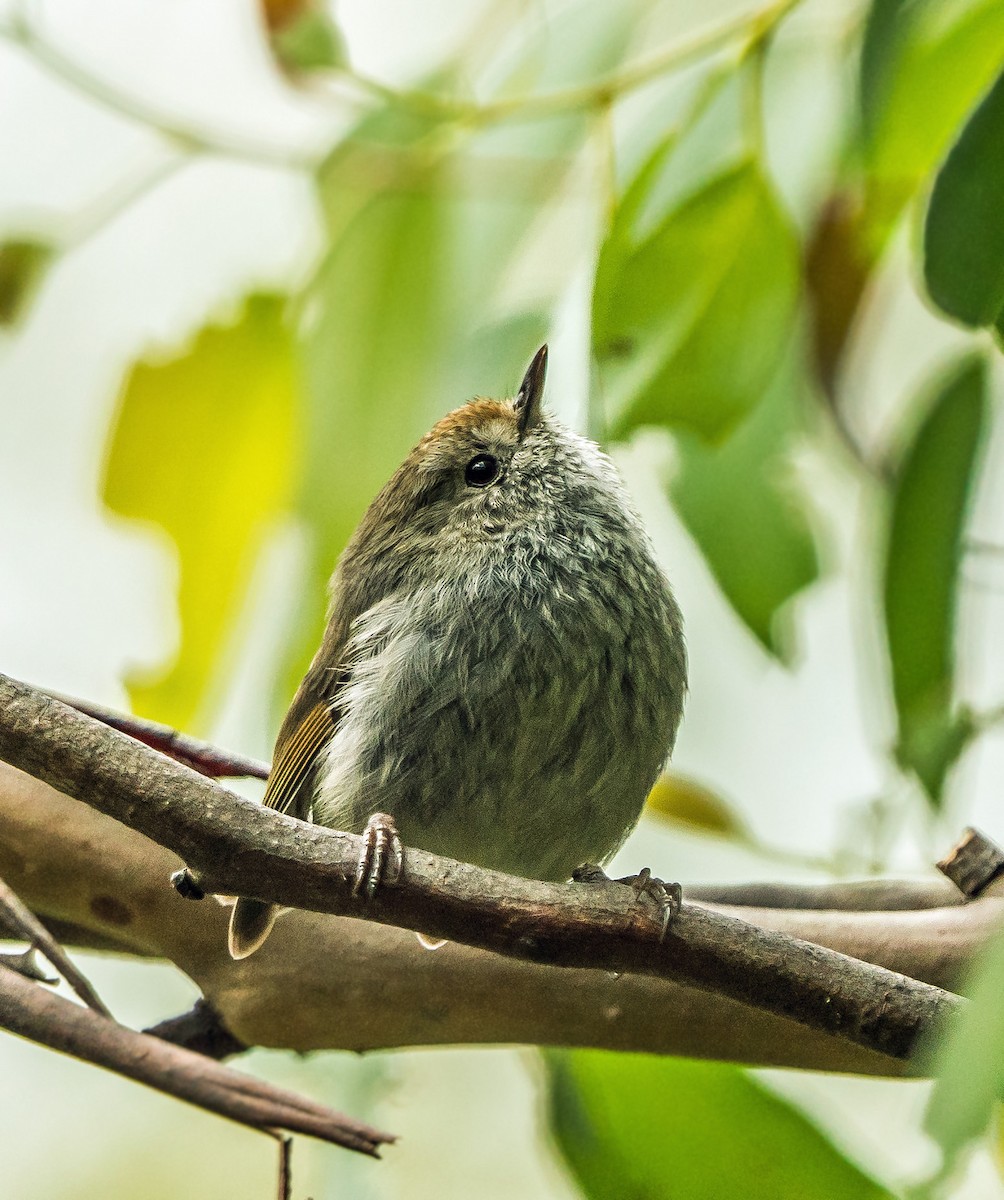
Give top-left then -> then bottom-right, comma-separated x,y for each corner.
419,398 -> 520,468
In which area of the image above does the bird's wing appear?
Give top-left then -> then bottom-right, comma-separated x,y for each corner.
261,660 -> 349,822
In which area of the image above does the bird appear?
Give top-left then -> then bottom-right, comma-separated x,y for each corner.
228,345 -> 686,959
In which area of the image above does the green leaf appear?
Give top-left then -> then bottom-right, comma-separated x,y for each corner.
102,294 -> 297,729
883,354 -> 989,804
271,7 -> 347,72
924,65 -> 1004,326
0,239 -> 53,326
546,1051 -> 893,1200
859,0 -> 1004,232
593,157 -> 800,443
669,363 -> 819,657
859,0 -> 911,146
925,927 -> 1004,1174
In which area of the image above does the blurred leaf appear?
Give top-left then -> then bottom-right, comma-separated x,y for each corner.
924,65 -> 1004,327
444,0 -> 643,334
316,0 -> 643,249
883,354 -> 988,804
670,363 -> 819,657
594,156 -> 800,443
926,926 -> 1004,1175
546,1051 -> 893,1200
859,0 -> 1004,234
859,0 -> 911,145
270,5 -> 346,72
646,773 -> 746,839
103,294 -> 297,729
260,0 -> 305,28
0,239 -> 53,326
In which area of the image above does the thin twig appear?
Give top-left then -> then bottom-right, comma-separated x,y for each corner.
967,537 -> 1004,557
276,1135 -> 293,1200
0,948 -> 54,983
0,674 -> 964,1062
58,153 -> 190,254
47,691 -> 270,780
0,874 -> 111,1016
0,963 -> 393,1155
331,0 -> 805,124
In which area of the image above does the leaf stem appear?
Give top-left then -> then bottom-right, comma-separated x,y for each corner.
0,6 -> 323,168
336,0 -> 805,125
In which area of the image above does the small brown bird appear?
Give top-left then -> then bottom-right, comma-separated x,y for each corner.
229,347 -> 686,958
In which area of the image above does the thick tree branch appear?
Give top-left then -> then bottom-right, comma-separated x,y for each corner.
0,674 -> 966,1065
56,694 -> 966,915
0,963 -> 391,1155
1,755 -> 994,1075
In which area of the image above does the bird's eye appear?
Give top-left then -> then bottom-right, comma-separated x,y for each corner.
464,453 -> 501,488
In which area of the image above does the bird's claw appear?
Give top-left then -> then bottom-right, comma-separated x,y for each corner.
623,867 -> 681,941
572,861 -> 681,941
353,812 -> 404,900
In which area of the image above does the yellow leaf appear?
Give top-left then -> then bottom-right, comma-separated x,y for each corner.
646,772 -> 746,839
102,294 -> 298,730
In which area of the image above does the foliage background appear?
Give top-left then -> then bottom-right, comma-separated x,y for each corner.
1,0 -> 1004,1196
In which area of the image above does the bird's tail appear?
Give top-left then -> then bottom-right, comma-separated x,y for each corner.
228,898 -> 277,959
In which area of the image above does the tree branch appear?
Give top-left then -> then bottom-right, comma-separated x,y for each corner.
685,878 -> 964,911
146,999 -> 247,1059
0,673 -> 966,1065
0,946 -> 54,983
2,754 -> 993,1075
55,693 -> 965,913
48,691 -> 269,780
0,963 -> 392,1155
937,827 -> 1004,897
0,872 -> 111,1015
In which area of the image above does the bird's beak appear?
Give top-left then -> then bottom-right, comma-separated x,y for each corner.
514,344 -> 548,437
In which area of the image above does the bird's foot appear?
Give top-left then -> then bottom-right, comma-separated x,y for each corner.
622,867 -> 682,941
572,862 -> 681,941
353,812 -> 404,900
